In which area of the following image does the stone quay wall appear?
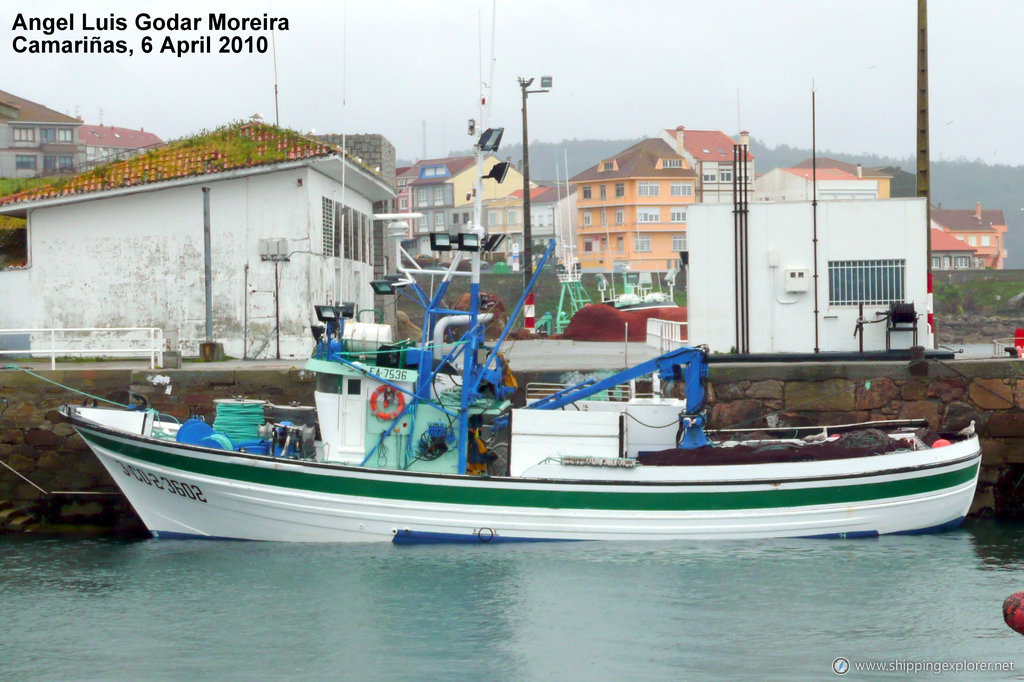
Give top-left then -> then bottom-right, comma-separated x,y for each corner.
1,356 -> 1023,533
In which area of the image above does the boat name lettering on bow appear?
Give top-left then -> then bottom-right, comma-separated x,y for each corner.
119,463 -> 207,503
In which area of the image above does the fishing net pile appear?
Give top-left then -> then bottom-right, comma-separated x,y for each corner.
560,304 -> 688,342
638,428 -> 913,466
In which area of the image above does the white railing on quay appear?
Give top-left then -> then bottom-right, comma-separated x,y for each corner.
0,327 -> 165,369
646,318 -> 688,353
992,337 -> 1024,359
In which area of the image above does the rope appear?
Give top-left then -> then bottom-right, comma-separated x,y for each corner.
3,364 -> 180,424
3,364 -> 128,407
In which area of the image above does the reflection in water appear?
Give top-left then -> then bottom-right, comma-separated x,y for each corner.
2,524 -> 1024,680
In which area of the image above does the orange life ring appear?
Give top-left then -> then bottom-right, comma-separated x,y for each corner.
370,385 -> 405,420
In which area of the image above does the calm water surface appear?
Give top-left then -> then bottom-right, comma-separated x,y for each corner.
3,522 -> 1024,681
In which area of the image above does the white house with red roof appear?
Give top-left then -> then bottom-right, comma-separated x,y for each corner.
657,126 -> 754,203
0,123 -> 394,359
79,124 -> 164,166
930,228 -> 979,270
754,166 -> 879,202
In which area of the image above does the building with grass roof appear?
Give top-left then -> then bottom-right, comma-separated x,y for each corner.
0,121 -> 394,359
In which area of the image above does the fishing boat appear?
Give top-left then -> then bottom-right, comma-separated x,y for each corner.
58,106 -> 980,544
59,226 -> 982,543
597,269 -> 679,311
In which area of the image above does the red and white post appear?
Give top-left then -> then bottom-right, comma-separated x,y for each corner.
524,292 -> 536,334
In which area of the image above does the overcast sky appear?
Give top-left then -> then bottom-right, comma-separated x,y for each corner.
4,0 -> 1022,166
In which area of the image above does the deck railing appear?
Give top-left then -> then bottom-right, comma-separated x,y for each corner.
0,327 -> 164,369
646,318 -> 688,353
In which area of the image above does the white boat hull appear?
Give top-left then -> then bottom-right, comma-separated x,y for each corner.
72,414 -> 982,543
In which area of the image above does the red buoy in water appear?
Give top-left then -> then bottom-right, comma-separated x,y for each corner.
1003,592 -> 1024,635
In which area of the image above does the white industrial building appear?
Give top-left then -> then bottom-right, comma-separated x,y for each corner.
687,198 -> 932,354
0,124 -> 394,358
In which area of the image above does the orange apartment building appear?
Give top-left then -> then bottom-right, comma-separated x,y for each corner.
931,203 -> 1008,269
570,138 -> 697,273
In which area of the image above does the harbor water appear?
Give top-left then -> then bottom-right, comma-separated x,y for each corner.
3,522 -> 1024,680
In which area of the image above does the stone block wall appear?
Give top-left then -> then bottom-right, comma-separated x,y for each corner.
701,358 -> 1024,518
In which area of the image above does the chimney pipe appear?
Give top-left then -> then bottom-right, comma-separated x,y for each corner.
739,130 -> 750,149
674,125 -> 685,156
976,201 -> 982,221
856,164 -> 863,178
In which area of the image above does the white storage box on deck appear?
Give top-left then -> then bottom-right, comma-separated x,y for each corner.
509,409 -> 621,476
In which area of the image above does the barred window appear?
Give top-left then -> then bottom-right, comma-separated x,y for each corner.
321,197 -> 335,256
827,259 -> 905,306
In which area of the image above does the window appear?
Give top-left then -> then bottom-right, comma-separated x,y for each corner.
719,167 -> 733,183
635,234 -> 652,252
827,259 -> 905,306
488,210 -> 499,225
600,211 -> 607,227
615,183 -> 624,197
638,182 -> 660,197
40,128 -> 55,143
968,235 -> 977,246
616,237 -> 624,252
57,155 -> 73,169
347,378 -> 362,395
433,212 -> 445,230
583,186 -> 592,199
670,208 -> 687,223
670,182 -> 693,197
15,155 -> 36,170
452,213 -> 460,225
322,197 -> 336,256
584,240 -> 593,253
703,172 -> 717,183
433,186 -> 445,206
663,159 -> 682,168
931,256 -> 941,269
43,156 -> 56,171
399,197 -> 409,210
637,208 -> 660,223
507,210 -> 518,224
672,233 -> 687,251
954,255 -> 971,269
416,188 -> 429,207
600,185 -> 607,200
615,209 -> 624,224
982,235 -> 991,247
583,211 -> 592,226
13,127 -> 34,142
602,161 -> 614,171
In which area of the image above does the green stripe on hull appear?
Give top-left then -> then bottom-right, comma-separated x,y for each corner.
83,429 -> 979,512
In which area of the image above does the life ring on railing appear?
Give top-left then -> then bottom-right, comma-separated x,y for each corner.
370,385 -> 405,420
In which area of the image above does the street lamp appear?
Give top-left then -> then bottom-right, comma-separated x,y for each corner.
518,75 -> 552,283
